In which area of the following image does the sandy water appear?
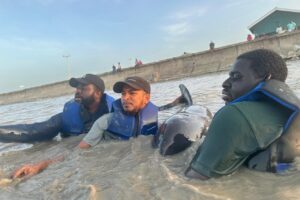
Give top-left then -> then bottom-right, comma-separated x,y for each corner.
0,60 -> 299,200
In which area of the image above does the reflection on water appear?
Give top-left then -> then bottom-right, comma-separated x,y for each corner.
0,61 -> 300,199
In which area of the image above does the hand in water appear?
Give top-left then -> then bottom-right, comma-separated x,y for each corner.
11,155 -> 64,179
78,141 -> 91,149
11,163 -> 44,179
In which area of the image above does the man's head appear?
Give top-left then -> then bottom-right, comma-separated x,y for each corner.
113,76 -> 151,114
222,49 -> 288,103
69,74 -> 105,108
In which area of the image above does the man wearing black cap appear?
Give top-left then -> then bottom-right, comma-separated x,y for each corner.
64,74 -> 115,135
11,76 -> 188,178
0,74 -> 114,143
79,76 -> 158,148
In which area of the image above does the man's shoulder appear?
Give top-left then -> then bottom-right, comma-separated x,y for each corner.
210,104 -> 249,129
64,99 -> 78,106
216,102 -> 253,117
86,112 -> 113,128
98,113 -> 113,121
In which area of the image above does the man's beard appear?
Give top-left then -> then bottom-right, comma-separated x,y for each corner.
124,110 -> 137,115
74,93 -> 82,103
122,104 -> 139,115
81,95 -> 96,108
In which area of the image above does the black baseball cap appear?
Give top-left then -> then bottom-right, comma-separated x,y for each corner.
69,74 -> 105,93
113,76 -> 150,94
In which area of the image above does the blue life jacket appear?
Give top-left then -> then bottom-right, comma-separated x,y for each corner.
61,100 -> 84,135
62,93 -> 115,135
230,80 -> 300,173
106,94 -> 115,112
106,99 -> 158,140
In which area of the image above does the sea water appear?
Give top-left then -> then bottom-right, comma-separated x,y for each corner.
0,60 -> 299,200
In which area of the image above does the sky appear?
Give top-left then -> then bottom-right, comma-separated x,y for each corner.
0,0 -> 300,93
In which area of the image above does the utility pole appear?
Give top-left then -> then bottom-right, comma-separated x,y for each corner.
62,54 -> 71,79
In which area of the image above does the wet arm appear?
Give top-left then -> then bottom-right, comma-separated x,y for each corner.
188,105 -> 254,179
0,113 -> 63,143
11,155 -> 64,179
185,166 -> 209,180
79,113 -> 112,148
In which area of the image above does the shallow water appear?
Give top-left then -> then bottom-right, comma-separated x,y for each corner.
0,61 -> 300,200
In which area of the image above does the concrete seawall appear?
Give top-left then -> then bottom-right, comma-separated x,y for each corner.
1,31 -> 300,105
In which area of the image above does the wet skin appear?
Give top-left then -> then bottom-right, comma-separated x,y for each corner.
81,84 -> 102,112
121,85 -> 150,114
222,58 -> 265,104
74,85 -> 83,102
79,85 -> 150,149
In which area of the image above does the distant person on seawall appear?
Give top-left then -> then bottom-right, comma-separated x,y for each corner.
117,62 -> 122,72
209,41 -> 215,50
112,65 -> 117,73
247,34 -> 253,41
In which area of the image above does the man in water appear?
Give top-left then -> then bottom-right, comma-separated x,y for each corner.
0,74 -> 115,142
11,76 -> 188,178
185,49 -> 300,179
79,76 -> 158,148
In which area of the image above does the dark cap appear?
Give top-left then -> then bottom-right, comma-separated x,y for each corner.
113,76 -> 150,93
69,74 -> 105,93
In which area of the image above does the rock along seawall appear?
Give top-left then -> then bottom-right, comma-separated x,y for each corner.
1,31 -> 300,105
